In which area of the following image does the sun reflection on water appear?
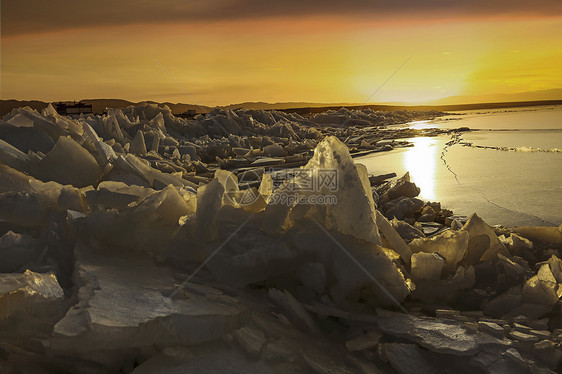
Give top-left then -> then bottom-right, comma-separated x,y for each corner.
407,120 -> 432,130
404,137 -> 437,201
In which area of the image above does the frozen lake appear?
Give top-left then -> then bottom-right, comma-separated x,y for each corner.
357,105 -> 562,227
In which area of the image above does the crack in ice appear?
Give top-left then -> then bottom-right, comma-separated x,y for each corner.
440,131 -> 462,184
440,132 -> 556,226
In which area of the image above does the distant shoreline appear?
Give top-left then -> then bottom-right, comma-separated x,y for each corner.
1,98 -> 561,117
279,99 -> 562,116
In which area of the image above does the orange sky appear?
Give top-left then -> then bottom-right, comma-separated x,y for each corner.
2,3 -> 561,106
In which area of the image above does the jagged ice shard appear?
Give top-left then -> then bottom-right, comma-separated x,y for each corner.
263,135 -> 381,245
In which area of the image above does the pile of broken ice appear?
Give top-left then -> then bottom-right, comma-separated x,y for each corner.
1,104 -> 562,373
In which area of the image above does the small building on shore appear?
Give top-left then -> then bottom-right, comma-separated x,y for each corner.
54,101 -> 93,115
176,109 -> 198,119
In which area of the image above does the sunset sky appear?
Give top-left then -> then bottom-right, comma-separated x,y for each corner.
2,1 -> 562,106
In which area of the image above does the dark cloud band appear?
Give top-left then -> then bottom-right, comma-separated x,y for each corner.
3,0 -> 561,36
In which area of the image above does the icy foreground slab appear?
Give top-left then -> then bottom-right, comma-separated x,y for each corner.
376,309 -> 479,355
51,242 -> 245,354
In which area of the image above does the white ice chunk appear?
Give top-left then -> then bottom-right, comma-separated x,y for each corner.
522,270 -> 558,308
149,112 -> 167,136
376,210 -> 412,263
411,252 -> 444,281
0,139 -> 29,171
460,213 -> 507,263
35,136 -> 101,188
233,326 -> 266,357
0,270 -> 64,320
134,185 -> 190,225
513,225 -> 562,244
81,121 -> 117,165
263,143 -> 287,157
258,173 -> 274,201
263,136 -> 381,245
500,233 -> 533,253
409,230 -> 468,272
215,169 -> 239,193
196,179 -> 224,240
130,130 -> 147,156
6,113 -> 34,127
268,288 -> 319,333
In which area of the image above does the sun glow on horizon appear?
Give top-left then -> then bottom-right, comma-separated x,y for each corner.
1,14 -> 561,105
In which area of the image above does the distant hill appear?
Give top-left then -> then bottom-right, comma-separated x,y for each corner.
278,100 -> 562,116
223,101 -> 358,110
2,93 -> 561,118
82,99 -> 135,114
0,99 -> 212,117
157,101 -> 212,115
228,90 -> 562,110
429,89 -> 562,106
0,100 -> 50,117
